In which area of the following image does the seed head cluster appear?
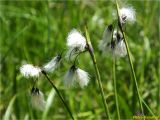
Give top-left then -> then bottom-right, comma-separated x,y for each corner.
64,65 -> 90,88
19,4 -> 136,112
30,87 -> 46,111
64,29 -> 90,88
20,29 -> 90,111
99,6 -> 135,57
20,54 -> 62,111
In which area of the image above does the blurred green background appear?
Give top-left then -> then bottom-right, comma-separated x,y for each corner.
0,0 -> 159,119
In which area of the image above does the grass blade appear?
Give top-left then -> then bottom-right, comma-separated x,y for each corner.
4,95 -> 17,120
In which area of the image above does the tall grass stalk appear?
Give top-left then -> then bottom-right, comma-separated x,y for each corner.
85,28 -> 111,119
113,57 -> 120,119
115,0 -> 144,115
141,98 -> 156,117
12,65 -> 19,118
4,95 -> 17,120
42,71 -> 75,120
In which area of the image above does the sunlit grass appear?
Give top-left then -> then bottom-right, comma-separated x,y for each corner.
0,0 -> 159,119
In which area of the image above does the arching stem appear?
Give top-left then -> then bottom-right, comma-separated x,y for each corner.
42,71 -> 75,120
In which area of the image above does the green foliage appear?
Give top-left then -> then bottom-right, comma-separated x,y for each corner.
0,0 -> 159,119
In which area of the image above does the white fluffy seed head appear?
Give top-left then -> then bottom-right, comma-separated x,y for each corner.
64,66 -> 90,88
30,87 -> 46,111
20,64 -> 41,78
101,29 -> 127,58
114,40 -> 127,57
43,55 -> 61,73
76,68 -> 90,88
99,25 -> 113,52
113,30 -> 126,57
119,7 -> 136,23
119,7 -> 136,24
64,65 -> 77,87
67,29 -> 86,51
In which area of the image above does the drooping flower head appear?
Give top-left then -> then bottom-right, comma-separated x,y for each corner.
99,27 -> 127,57
76,68 -> 90,88
66,29 -> 87,60
20,64 -> 41,78
43,54 -> 62,73
67,29 -> 86,51
119,7 -> 136,24
99,24 -> 113,52
114,39 -> 127,57
30,87 -> 46,111
110,30 -> 127,57
64,65 -> 90,88
64,65 -> 77,87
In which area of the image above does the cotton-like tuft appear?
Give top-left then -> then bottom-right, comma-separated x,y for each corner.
101,29 -> 127,58
114,40 -> 127,57
20,64 -> 41,78
43,55 -> 61,73
113,31 -> 127,57
67,29 -> 86,51
119,7 -> 136,24
30,87 -> 46,111
64,65 -> 90,88
76,68 -> 90,88
64,65 -> 77,87
99,24 -> 113,52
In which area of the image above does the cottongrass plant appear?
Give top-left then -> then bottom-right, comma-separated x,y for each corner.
19,29 -> 92,120
20,64 -> 46,111
98,1 -> 154,118
115,0 -> 146,117
20,64 -> 41,78
66,29 -> 87,61
30,87 -> 46,111
67,29 -> 86,51
99,27 -> 127,58
98,2 -> 136,119
64,29 -> 90,88
65,28 -> 112,118
116,0 -> 144,115
43,54 -> 62,73
112,31 -> 127,57
98,24 -> 113,53
19,2 -> 148,119
100,27 -> 125,118
85,28 -> 111,119
64,65 -> 90,88
119,7 -> 136,24
20,54 -> 74,119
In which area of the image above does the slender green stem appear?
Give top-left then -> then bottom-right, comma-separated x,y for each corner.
85,28 -> 111,119
42,71 -> 75,120
115,0 -> 144,115
113,57 -> 120,120
141,98 -> 156,117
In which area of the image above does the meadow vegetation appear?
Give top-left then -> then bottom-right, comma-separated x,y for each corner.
0,0 -> 159,119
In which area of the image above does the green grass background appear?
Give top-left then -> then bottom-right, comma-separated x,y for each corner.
0,0 -> 159,119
